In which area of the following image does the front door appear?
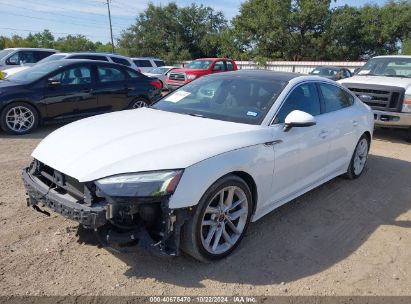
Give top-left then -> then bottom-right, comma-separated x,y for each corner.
267,82 -> 331,207
43,64 -> 97,120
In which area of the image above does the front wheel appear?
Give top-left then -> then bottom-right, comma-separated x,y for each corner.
0,102 -> 39,135
181,175 -> 253,262
345,134 -> 370,179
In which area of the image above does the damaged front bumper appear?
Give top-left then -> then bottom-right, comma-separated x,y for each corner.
22,166 -> 188,257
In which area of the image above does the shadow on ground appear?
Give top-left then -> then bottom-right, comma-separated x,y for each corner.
0,124 -> 62,139
75,154 -> 410,287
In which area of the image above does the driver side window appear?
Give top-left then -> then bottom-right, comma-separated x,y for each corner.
49,66 -> 91,86
274,83 -> 321,124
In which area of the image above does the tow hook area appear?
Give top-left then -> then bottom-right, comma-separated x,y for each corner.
94,208 -> 189,257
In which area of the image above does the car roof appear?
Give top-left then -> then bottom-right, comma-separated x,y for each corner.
37,58 -> 130,68
4,47 -> 57,51
132,57 -> 163,60
195,58 -> 233,61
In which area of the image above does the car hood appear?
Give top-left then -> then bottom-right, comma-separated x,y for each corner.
339,75 -> 411,89
32,108 -> 270,182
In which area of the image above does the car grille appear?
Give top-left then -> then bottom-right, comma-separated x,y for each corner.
33,160 -> 88,202
342,83 -> 405,112
168,73 -> 186,82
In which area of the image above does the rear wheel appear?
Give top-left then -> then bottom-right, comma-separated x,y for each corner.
129,98 -> 149,109
181,175 -> 253,262
407,128 -> 411,142
345,134 -> 369,179
0,102 -> 39,135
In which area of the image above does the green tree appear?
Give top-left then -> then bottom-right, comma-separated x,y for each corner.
54,35 -> 96,52
117,2 -> 228,63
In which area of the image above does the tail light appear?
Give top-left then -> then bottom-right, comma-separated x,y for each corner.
150,80 -> 162,89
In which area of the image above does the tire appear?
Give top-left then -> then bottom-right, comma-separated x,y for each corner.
128,97 -> 149,109
345,134 -> 370,179
181,174 -> 253,262
407,128 -> 411,143
0,102 -> 39,135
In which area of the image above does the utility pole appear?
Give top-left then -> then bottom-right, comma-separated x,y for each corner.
106,0 -> 115,53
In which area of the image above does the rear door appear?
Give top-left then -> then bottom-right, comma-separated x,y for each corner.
94,64 -> 129,112
317,82 -> 359,176
43,64 -> 97,119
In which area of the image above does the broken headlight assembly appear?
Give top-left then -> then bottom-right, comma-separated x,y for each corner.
94,170 -> 183,198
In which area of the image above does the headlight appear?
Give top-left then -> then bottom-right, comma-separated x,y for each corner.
95,170 -> 183,197
186,74 -> 197,80
402,94 -> 411,113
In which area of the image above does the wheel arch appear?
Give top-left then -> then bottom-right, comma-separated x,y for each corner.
1,99 -> 42,121
228,171 -> 258,216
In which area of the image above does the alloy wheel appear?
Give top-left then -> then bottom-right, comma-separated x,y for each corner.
132,100 -> 148,109
353,138 -> 368,175
200,186 -> 249,255
5,106 -> 35,133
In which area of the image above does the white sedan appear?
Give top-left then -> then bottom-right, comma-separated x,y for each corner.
23,70 -> 374,261
143,66 -> 177,89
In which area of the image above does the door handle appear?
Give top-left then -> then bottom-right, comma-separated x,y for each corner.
81,88 -> 93,93
319,130 -> 329,139
264,140 -> 283,146
352,120 -> 359,126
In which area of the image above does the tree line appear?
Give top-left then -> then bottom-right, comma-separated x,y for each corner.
1,0 -> 411,63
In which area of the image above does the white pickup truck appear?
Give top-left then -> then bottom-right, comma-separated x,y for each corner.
339,55 -> 411,141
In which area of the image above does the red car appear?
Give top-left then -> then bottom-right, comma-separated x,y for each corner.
166,58 -> 238,90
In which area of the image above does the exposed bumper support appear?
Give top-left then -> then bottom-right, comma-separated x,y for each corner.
22,167 -> 186,257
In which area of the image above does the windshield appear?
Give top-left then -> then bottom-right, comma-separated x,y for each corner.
148,67 -> 171,74
185,60 -> 212,70
37,54 -> 66,64
310,67 -> 337,76
152,75 -> 287,125
0,49 -> 14,60
357,57 -> 411,78
6,61 -> 65,82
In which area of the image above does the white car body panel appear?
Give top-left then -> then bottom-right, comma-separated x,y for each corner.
1,66 -> 29,78
339,75 -> 411,92
31,75 -> 374,219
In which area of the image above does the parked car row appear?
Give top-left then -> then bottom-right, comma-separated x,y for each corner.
0,59 -> 162,134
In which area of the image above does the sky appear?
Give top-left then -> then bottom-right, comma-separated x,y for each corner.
0,0 -> 388,43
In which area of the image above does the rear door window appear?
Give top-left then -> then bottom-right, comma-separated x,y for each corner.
319,83 -> 354,113
33,51 -> 55,61
154,60 -> 165,67
213,61 -> 226,71
133,59 -> 153,67
226,61 -> 234,71
97,66 -> 126,82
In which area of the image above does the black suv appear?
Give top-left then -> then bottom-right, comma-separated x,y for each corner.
0,60 -> 162,134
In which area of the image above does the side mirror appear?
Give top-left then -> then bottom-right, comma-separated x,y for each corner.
283,110 -> 316,132
47,79 -> 61,87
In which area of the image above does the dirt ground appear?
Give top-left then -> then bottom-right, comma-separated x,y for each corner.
0,125 -> 410,296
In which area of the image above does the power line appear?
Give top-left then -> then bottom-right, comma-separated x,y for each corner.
0,27 -> 110,39
0,2 -> 126,30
